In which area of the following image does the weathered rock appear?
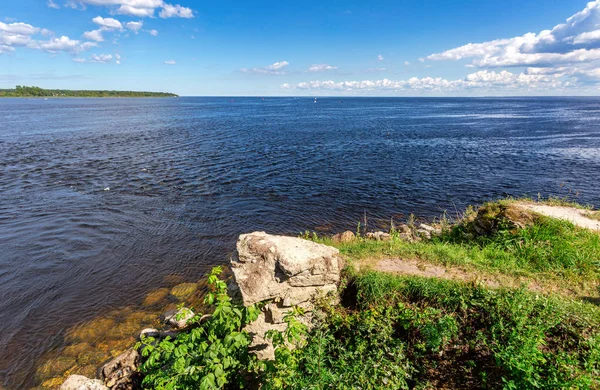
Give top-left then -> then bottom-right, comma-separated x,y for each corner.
231,232 -> 342,360
138,328 -> 160,340
365,231 -> 391,241
100,349 -> 140,390
331,230 -> 355,243
61,375 -> 108,390
419,223 -> 441,236
231,232 -> 342,306
164,307 -> 195,329
416,229 -> 432,240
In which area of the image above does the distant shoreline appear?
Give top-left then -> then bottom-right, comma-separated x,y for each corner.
0,86 -> 178,98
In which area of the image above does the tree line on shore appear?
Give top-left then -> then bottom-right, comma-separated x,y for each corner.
0,85 -> 178,98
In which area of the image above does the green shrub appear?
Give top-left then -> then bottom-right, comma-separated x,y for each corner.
138,267 -> 261,390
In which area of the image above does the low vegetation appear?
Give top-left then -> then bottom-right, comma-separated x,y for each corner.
137,199 -> 600,389
0,85 -> 177,98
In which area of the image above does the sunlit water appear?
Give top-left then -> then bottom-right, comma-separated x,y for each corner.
1,97 -> 599,388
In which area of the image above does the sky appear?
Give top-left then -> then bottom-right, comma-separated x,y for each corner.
1,0 -> 599,96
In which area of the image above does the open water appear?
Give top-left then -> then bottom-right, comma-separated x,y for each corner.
1,97 -> 599,388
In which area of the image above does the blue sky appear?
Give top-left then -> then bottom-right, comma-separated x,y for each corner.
0,0 -> 598,96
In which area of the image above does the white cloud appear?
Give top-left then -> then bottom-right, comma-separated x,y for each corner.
116,5 -> 155,17
126,21 -> 143,32
115,52 -> 121,64
73,53 -> 114,63
427,0 -> 600,70
0,22 -> 39,36
159,3 -> 194,18
285,69 -> 567,94
47,0 -> 60,9
148,29 -> 158,36
404,61 -> 410,66
67,1 -> 195,19
241,61 -> 289,75
34,36 -> 97,54
308,64 -> 338,72
164,59 -> 176,65
377,54 -> 384,61
83,29 -> 104,42
90,53 -> 113,63
92,16 -> 123,30
0,45 -> 15,54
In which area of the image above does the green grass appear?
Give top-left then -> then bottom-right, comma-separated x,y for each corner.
588,211 -> 600,221
264,272 -> 600,389
311,203 -> 600,293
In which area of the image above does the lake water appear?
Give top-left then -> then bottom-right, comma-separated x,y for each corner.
1,97 -> 600,388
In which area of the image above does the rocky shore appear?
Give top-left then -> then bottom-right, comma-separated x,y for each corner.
58,231 -> 350,389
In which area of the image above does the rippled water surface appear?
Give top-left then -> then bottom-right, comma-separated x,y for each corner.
1,97 -> 600,388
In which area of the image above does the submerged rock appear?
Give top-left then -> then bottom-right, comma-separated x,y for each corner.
60,375 -> 108,390
100,349 -> 140,390
231,232 -> 342,360
142,288 -> 169,306
170,283 -> 197,300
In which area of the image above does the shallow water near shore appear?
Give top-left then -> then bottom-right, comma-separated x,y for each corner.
1,96 -> 600,388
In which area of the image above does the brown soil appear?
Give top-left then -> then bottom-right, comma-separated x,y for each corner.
371,258 -> 588,297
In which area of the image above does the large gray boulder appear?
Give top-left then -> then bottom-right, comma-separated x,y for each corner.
60,375 -> 108,390
231,232 -> 342,360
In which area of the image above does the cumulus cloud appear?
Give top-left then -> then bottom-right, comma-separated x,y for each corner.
47,0 -> 60,9
159,3 -> 194,18
284,69 -> 566,93
241,61 -> 289,75
35,36 -> 97,53
404,61 -> 410,66
148,29 -> 158,36
427,0 -> 600,70
91,53 -> 113,62
83,29 -> 104,42
68,0 -> 194,19
116,5 -> 155,17
73,53 -> 114,63
115,52 -> 121,64
308,64 -> 338,72
377,54 -> 384,61
92,16 -> 122,30
0,22 -> 40,36
0,20 -> 96,57
164,59 -> 176,65
126,21 -> 143,32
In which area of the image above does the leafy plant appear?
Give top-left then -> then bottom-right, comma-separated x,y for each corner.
138,267 -> 261,390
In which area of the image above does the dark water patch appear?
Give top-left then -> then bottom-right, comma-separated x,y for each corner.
0,97 -> 599,388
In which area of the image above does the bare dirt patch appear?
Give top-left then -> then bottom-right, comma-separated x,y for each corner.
372,258 -> 587,297
515,202 -> 600,231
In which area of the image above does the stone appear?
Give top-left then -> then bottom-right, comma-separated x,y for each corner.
419,223 -> 441,236
142,288 -> 169,306
164,307 -> 195,329
138,328 -> 160,339
331,230 -> 355,243
60,375 -> 108,390
100,349 -> 140,390
231,232 -> 342,306
170,283 -> 197,300
416,229 -> 432,240
231,232 -> 343,360
365,231 -> 391,241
